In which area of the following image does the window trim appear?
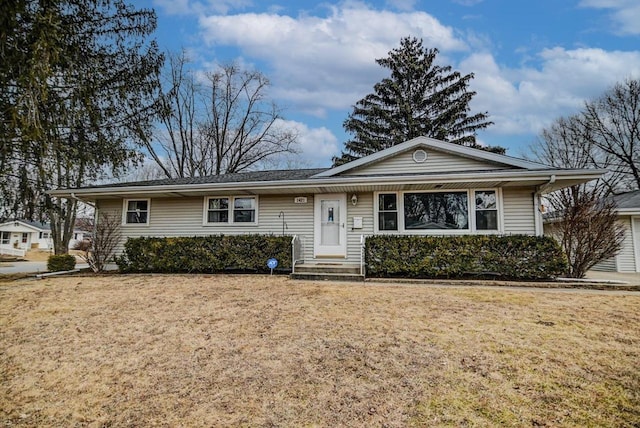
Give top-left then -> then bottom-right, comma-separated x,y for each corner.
203,196 -> 259,226
472,189 -> 501,232
1,231 -> 10,245
374,189 -> 503,234
122,198 -> 151,226
377,193 -> 399,231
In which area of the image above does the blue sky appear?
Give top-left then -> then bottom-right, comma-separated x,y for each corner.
138,0 -> 640,167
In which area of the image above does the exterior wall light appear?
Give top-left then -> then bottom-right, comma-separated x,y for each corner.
351,194 -> 358,206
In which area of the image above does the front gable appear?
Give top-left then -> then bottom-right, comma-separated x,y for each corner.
339,146 -> 511,176
0,220 -> 45,233
314,136 -> 548,178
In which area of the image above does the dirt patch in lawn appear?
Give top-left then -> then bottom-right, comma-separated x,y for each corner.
1,275 -> 639,427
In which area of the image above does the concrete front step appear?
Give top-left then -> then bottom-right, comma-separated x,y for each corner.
290,263 -> 364,281
290,272 -> 365,282
294,263 -> 361,275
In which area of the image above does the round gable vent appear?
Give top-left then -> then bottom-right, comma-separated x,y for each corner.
412,149 -> 428,163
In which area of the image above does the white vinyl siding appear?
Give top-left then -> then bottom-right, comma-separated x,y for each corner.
99,187 -> 539,266
99,195 -> 315,258
617,216 -> 637,272
342,149 -> 510,176
502,189 -> 536,235
346,193 -> 374,263
591,257 -> 617,272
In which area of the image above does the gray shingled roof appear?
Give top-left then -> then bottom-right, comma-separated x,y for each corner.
85,168 -> 330,189
611,190 -> 640,209
79,166 -> 581,190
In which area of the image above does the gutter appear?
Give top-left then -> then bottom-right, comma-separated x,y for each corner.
49,169 -> 606,199
536,174 -> 557,193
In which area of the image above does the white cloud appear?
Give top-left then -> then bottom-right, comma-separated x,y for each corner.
579,0 -> 640,35
461,48 -> 640,136
275,119 -> 340,167
198,3 -> 467,115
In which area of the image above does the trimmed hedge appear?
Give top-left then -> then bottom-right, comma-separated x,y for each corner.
115,235 -> 291,273
365,235 -> 568,280
47,254 -> 77,272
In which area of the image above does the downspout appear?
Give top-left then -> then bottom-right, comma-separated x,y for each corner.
534,175 -> 556,236
70,192 -> 96,209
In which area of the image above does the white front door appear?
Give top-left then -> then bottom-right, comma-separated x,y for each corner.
314,193 -> 347,257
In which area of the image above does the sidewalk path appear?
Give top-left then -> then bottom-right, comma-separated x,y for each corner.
0,261 -> 89,274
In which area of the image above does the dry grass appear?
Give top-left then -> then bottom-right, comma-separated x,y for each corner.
1,275 -> 639,427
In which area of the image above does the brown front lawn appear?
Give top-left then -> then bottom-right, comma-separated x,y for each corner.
1,275 -> 639,427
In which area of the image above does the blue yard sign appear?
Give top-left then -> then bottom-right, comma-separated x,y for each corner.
267,258 -> 278,275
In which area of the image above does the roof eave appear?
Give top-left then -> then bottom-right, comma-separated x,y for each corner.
48,168 -> 604,200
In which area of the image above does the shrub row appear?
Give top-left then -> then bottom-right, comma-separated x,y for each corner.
365,235 -> 568,280
115,235 -> 291,273
47,254 -> 76,272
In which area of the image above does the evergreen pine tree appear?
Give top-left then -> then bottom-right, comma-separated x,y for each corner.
334,37 -> 499,165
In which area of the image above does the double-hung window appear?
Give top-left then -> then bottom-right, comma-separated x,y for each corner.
1,232 -> 9,245
233,198 -> 256,223
474,190 -> 498,231
205,196 -> 258,225
123,199 -> 150,225
207,197 -> 230,223
378,194 -> 398,231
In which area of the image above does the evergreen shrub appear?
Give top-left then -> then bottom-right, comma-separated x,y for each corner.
115,235 -> 291,273
365,235 -> 567,280
47,254 -> 77,272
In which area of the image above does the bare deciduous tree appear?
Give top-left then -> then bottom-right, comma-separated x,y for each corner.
582,78 -> 640,191
530,113 -> 626,278
145,52 -> 298,178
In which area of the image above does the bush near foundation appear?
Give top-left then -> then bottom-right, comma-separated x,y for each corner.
47,254 -> 77,272
115,235 -> 291,273
365,235 -> 567,280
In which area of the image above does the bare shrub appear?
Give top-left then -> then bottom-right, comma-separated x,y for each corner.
545,188 -> 625,278
75,213 -> 121,272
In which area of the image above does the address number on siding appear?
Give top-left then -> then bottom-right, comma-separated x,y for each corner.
294,196 -> 308,204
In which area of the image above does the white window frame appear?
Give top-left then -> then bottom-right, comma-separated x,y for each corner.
377,193 -> 399,231
1,231 -> 10,245
470,189 -> 503,233
122,198 -> 151,226
374,189 -> 503,234
203,196 -> 259,226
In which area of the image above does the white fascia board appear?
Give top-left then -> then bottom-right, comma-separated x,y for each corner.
313,136 -> 550,177
617,208 -> 640,215
48,168 -> 605,199
0,220 -> 45,232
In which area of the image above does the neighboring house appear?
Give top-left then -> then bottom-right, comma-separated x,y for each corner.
49,137 -> 603,273
591,190 -> 640,273
0,220 -> 87,256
